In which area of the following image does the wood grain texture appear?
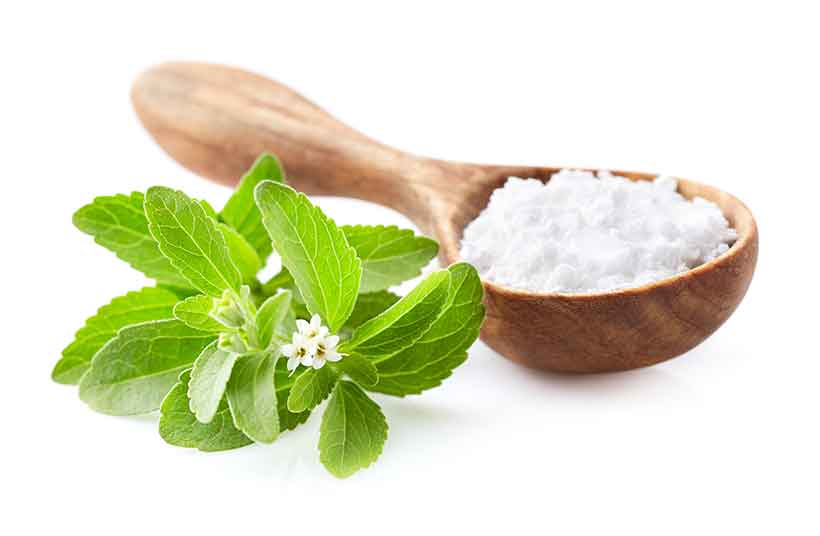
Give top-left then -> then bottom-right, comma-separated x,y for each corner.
133,61 -> 758,373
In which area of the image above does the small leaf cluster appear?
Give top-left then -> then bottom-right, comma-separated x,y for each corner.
52,154 -> 485,477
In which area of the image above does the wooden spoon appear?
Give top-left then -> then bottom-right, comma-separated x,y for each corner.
132,61 -> 758,373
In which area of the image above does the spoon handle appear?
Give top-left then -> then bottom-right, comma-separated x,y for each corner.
132,62 -> 451,227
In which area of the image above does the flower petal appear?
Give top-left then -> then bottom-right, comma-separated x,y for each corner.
303,339 -> 319,354
287,356 -> 299,371
296,318 -> 310,334
301,354 -> 314,367
312,355 -> 326,369
325,349 -> 343,362
310,314 -> 322,329
324,335 -> 340,349
281,343 -> 295,357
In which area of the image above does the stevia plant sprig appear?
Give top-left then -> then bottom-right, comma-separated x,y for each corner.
52,153 -> 485,477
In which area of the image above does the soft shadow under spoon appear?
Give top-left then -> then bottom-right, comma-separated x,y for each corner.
131,61 -> 758,373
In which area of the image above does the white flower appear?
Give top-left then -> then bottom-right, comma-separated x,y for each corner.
296,314 -> 328,340
281,331 -> 317,373
312,335 -> 343,370
281,314 -> 344,372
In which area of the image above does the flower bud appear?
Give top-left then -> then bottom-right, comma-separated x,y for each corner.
218,331 -> 249,354
211,289 -> 246,329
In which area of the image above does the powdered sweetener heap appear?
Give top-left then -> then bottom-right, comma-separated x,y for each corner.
460,170 -> 737,294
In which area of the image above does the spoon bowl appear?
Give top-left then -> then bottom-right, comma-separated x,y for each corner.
132,62 -> 758,373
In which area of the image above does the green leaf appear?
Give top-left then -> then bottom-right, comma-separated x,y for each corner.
159,285 -> 199,299
286,366 -> 339,413
333,354 -> 378,387
274,359 -> 311,431
73,192 -> 190,288
319,381 -> 388,478
219,223 -> 263,283
199,199 -> 218,219
226,352 -> 279,443
256,291 -> 292,349
220,154 -> 285,260
276,306 -> 298,345
290,300 -> 311,323
173,294 -> 223,332
342,225 -> 438,292
52,287 -> 179,384
78,319 -> 216,415
188,342 -> 240,423
261,267 -> 294,295
159,370 -> 252,452
369,263 -> 485,396
344,291 -> 400,330
144,186 -> 241,297
262,269 -> 308,309
255,181 -> 361,332
340,270 -> 449,359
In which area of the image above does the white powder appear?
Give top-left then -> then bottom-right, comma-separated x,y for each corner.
460,170 -> 737,294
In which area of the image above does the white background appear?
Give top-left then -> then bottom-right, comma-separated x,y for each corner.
2,1 -> 818,534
